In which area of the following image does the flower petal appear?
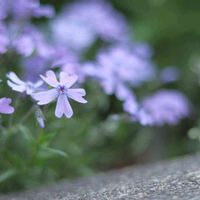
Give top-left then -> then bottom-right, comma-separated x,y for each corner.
34,80 -> 44,88
55,95 -> 64,118
59,72 -> 78,88
0,98 -> 14,114
67,88 -> 87,103
32,89 -> 57,105
55,95 -> 73,118
40,70 -> 59,87
7,72 -> 24,85
63,96 -> 73,118
68,88 -> 86,96
7,80 -> 25,92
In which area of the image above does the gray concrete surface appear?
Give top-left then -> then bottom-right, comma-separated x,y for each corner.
2,154 -> 200,200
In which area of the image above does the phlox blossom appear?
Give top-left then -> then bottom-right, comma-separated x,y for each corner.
7,72 -> 43,95
32,70 -> 87,118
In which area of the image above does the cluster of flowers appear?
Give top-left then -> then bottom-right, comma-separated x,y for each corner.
0,0 -> 191,127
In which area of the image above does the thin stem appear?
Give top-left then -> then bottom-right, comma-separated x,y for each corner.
9,95 -> 20,127
19,105 -> 35,124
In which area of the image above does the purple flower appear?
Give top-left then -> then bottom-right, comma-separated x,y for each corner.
12,24 -> 54,58
100,46 -> 154,84
7,72 -> 43,95
51,0 -> 128,51
0,98 -> 14,114
6,0 -> 54,20
136,90 -> 190,126
88,46 -> 154,100
0,0 -> 54,56
32,70 -> 87,118
51,14 -> 96,51
66,0 -> 128,41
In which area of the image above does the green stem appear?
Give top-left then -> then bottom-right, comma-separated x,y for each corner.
19,105 -> 35,124
9,95 -> 20,128
1,105 -> 35,135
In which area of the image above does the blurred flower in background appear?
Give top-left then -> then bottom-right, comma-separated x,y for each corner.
51,0 -> 128,52
136,90 -> 190,126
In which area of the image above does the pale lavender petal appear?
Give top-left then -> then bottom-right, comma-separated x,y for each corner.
63,96 -> 73,118
0,98 -> 14,114
68,88 -> 86,96
7,80 -> 25,92
59,72 -> 78,88
68,94 -> 87,104
7,72 -> 25,85
32,89 -> 58,105
67,89 -> 87,103
40,70 -> 59,87
34,80 -> 43,88
55,95 -> 65,118
55,95 -> 73,118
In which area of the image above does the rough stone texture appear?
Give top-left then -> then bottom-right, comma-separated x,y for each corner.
2,154 -> 200,200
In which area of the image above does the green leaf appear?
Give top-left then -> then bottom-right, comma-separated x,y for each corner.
38,147 -> 68,159
38,132 -> 58,146
6,153 -> 25,170
18,125 -> 34,143
0,169 -> 17,184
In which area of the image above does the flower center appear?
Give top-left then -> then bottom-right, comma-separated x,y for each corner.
58,85 -> 67,95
